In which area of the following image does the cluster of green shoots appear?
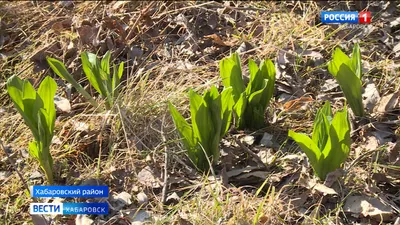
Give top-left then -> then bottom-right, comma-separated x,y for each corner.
170,45 -> 365,180
7,51 -> 124,184
6,44 -> 366,183
47,51 -> 124,110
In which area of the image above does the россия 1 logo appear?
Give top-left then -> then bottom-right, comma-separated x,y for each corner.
321,11 -> 371,24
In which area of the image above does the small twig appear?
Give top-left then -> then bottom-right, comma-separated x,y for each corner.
233,137 -> 267,169
160,114 -> 169,204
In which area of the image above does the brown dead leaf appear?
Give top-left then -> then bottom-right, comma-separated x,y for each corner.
204,34 -> 234,47
226,166 -> 259,178
283,96 -> 314,112
313,183 -> 338,195
389,140 -> 400,165
297,171 -> 338,195
374,91 -> 400,113
77,25 -> 98,46
364,135 -> 379,151
290,191 -> 310,208
137,166 -> 162,188
323,168 -> 344,187
104,17 -> 127,38
234,171 -> 269,180
343,195 -> 394,221
51,19 -> 72,33
363,82 -> 381,113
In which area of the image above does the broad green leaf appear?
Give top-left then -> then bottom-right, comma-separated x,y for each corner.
220,87 -> 234,135
37,76 -> 57,138
247,59 -> 262,95
232,52 -> 242,73
101,51 -> 111,76
335,64 -> 364,116
245,105 -> 264,129
203,86 -> 222,162
7,76 -> 38,139
259,59 -> 276,109
112,65 -> 118,99
194,99 -> 214,156
233,92 -> 247,129
117,62 -> 124,79
28,141 -> 39,160
321,107 -> 350,179
168,102 -> 205,170
100,52 -> 113,107
189,89 -> 204,141
328,47 -> 351,77
46,57 -> 98,108
248,80 -> 267,106
168,102 -> 196,149
220,53 -> 245,102
81,52 -> 107,97
288,130 -> 322,178
351,43 -> 362,79
312,101 -> 332,150
37,110 -> 49,153
7,77 -> 44,141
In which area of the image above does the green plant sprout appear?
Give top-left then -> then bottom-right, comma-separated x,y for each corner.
220,52 -> 276,129
328,43 -> 364,117
168,86 -> 234,171
288,101 -> 351,180
47,51 -> 124,110
7,76 -> 57,184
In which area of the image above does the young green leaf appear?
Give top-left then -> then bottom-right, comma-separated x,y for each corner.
220,52 -> 245,102
320,107 -> 350,179
328,45 -> 364,117
46,57 -> 99,108
168,102 -> 196,149
335,64 -> 364,116
312,101 -> 332,150
351,43 -> 362,79
220,53 -> 276,130
7,76 -> 40,140
38,77 -> 57,135
220,87 -> 234,136
260,59 -> 276,109
288,130 -> 322,177
7,76 -> 58,184
81,52 -> 107,97
101,51 -> 111,76
288,102 -> 351,180
169,86 -> 233,171
233,92 -> 247,128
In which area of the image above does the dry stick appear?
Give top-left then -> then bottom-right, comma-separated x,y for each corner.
0,140 -> 49,225
160,114 -> 169,204
233,137 -> 267,169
